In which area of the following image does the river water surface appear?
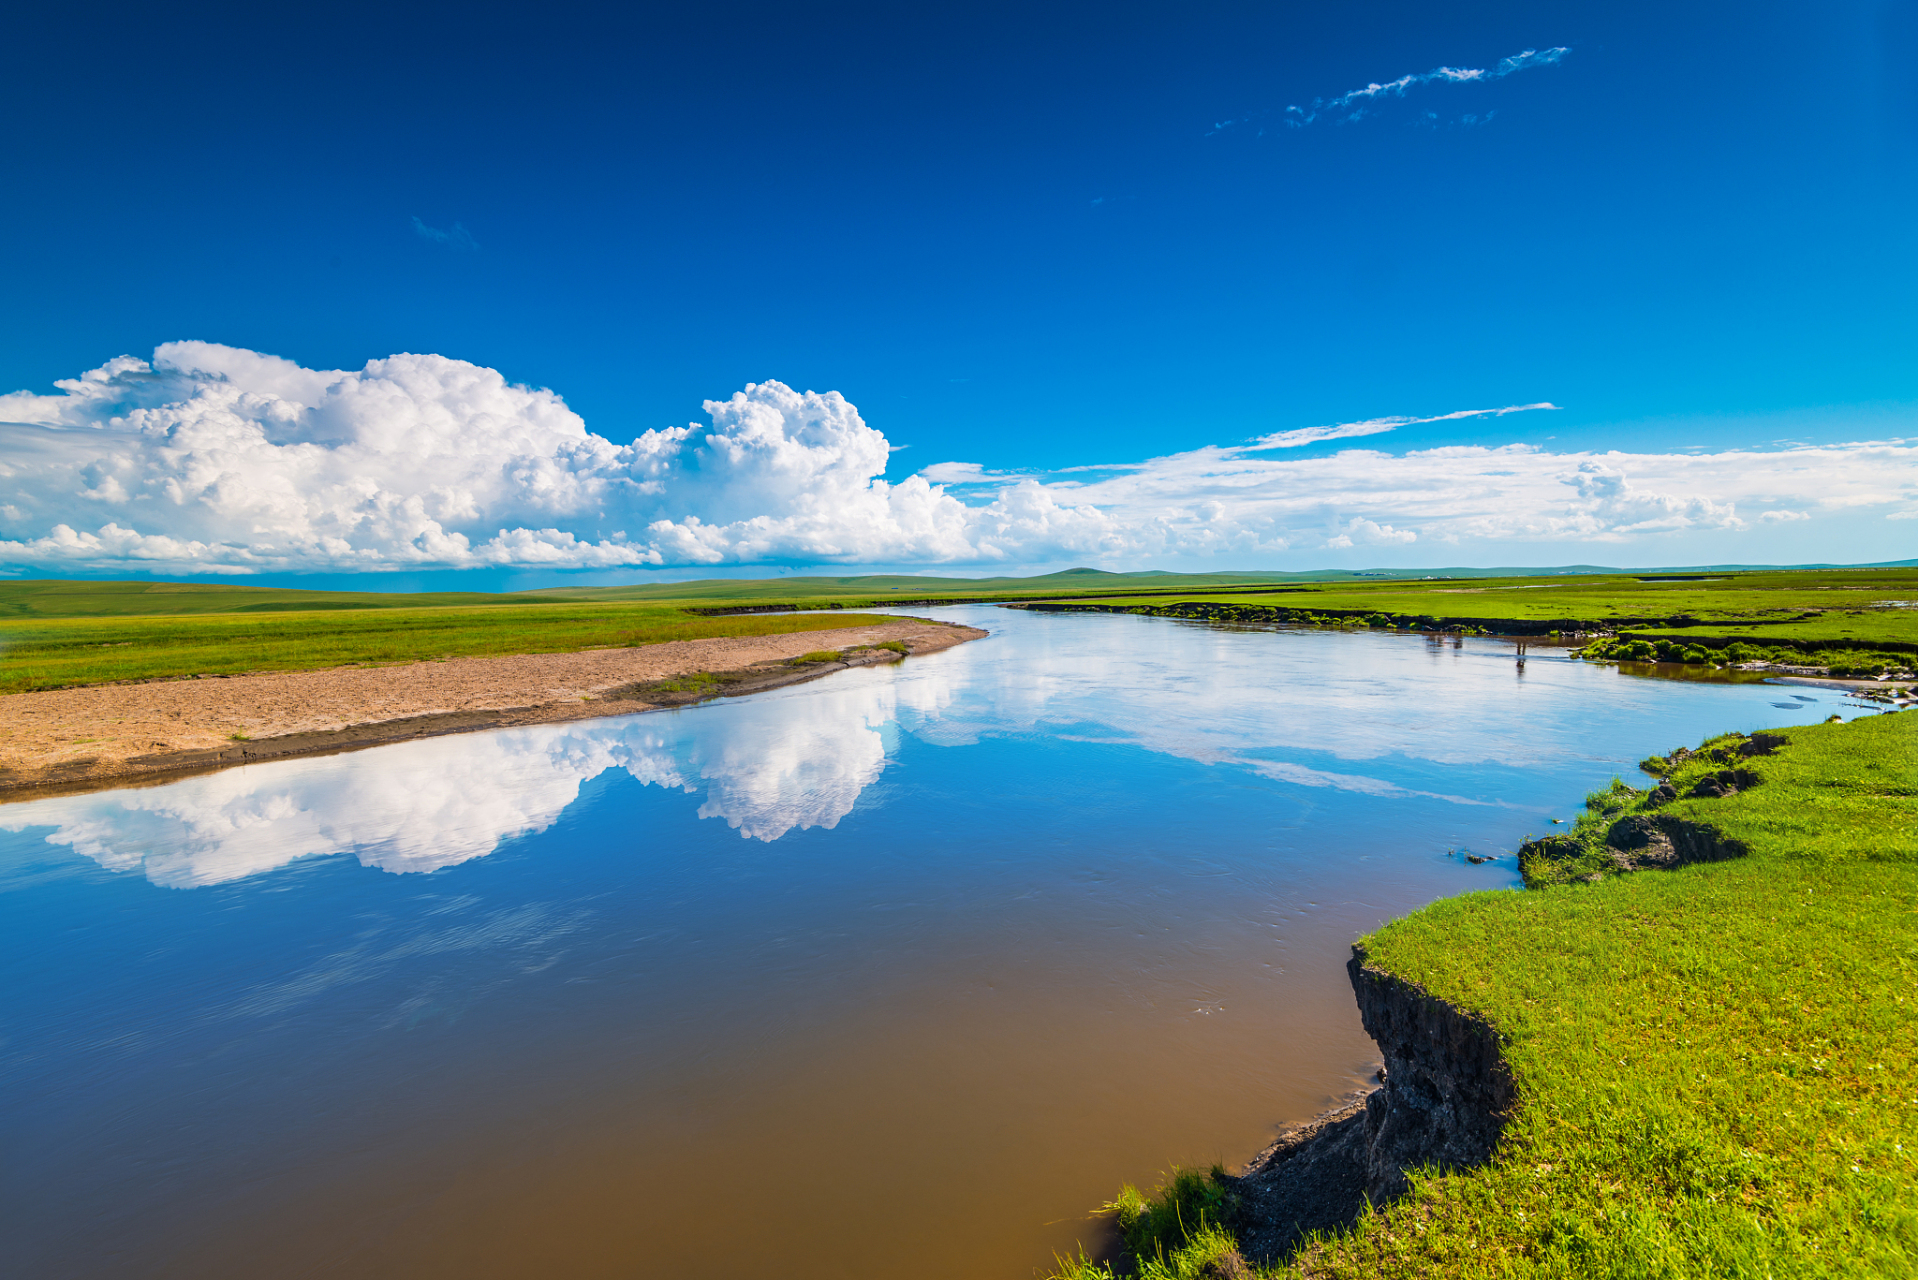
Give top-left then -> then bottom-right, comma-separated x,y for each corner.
0,607 -> 1878,1279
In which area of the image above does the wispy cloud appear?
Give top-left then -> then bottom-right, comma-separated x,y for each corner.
919,461 -> 996,483
1244,402 -> 1559,450
1304,47 -> 1569,119
412,216 -> 480,251
1210,46 -> 1569,135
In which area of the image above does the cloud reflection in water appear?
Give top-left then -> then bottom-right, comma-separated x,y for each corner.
0,608 -> 1847,889
2,666 -> 943,887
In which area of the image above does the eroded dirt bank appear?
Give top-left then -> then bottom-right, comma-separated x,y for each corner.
0,619 -> 984,795
1226,946 -> 1515,1263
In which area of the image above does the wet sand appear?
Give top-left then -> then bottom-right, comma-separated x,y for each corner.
0,619 -> 985,795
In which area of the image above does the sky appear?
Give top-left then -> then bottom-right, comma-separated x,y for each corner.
1,0 -> 1914,585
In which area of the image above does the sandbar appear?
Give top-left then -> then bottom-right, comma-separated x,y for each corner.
0,618 -> 985,796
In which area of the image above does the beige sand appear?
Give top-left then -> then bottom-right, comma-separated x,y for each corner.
0,619 -> 984,792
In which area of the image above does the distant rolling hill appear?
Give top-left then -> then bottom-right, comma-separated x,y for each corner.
3,558 -> 1913,618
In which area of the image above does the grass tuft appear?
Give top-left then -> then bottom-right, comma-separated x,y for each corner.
1049,1249 -> 1119,1280
641,672 -> 724,696
1045,1167 -> 1249,1279
790,650 -> 844,665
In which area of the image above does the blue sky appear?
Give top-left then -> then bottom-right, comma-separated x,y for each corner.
2,1 -> 1914,583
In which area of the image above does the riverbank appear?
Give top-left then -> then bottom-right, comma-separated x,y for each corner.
1017,601 -> 1918,700
1056,708 -> 1916,1279
1022,567 -> 1918,654
0,619 -> 984,796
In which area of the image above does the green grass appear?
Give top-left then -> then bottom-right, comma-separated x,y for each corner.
1059,711 -> 1918,1279
790,649 -> 845,665
0,579 -> 577,618
519,566 -> 1315,606
505,561 -> 1918,607
19,564 -> 1915,625
1060,568 -> 1918,655
1051,1167 -> 1245,1280
1578,635 -> 1915,677
0,604 -> 907,694
635,671 -> 725,697
7,566 -> 1915,694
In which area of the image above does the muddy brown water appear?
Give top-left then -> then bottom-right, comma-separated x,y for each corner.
0,607 -> 1881,1278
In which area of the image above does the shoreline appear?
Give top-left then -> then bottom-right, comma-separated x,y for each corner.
1067,712 -> 1915,1279
1013,598 -> 1918,661
0,619 -> 985,800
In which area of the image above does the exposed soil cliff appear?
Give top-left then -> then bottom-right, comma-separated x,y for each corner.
1600,813 -> 1751,871
1227,946 -> 1514,1263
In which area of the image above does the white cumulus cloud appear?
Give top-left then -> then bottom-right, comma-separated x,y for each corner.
1327,517 -> 1419,550
0,342 -> 1912,573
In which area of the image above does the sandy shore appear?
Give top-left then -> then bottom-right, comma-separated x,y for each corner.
0,619 -> 985,795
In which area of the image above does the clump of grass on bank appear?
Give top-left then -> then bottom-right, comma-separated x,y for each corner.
1509,777 -> 1644,887
790,649 -> 845,665
1053,1167 -> 1245,1280
1579,635 -> 1914,677
637,671 -> 725,697
1058,711 -> 1918,1279
0,604 -> 906,694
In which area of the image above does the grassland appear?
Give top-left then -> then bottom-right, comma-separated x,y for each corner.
0,602 -> 910,695
1059,568 -> 1918,635
1050,568 -> 1918,664
5,564 -> 1916,694
1055,710 -> 1918,1279
517,566 -> 1313,606
0,579 -> 572,619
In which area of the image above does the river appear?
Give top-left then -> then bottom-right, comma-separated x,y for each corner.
0,606 -> 1877,1278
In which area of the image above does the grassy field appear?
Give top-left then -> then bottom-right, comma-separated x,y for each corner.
1062,567 -> 1918,630
508,561 -> 1918,606
520,567 -> 1311,605
1054,568 -> 1918,657
0,579 -> 573,619
8,566 -> 1916,623
0,603 -> 909,694
1056,710 -> 1918,1279
0,573 -> 1306,692
5,565 -> 1915,693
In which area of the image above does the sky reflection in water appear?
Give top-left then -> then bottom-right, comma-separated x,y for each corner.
0,608 -> 1875,1279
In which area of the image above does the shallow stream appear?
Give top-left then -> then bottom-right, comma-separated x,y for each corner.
0,607 -> 1879,1278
